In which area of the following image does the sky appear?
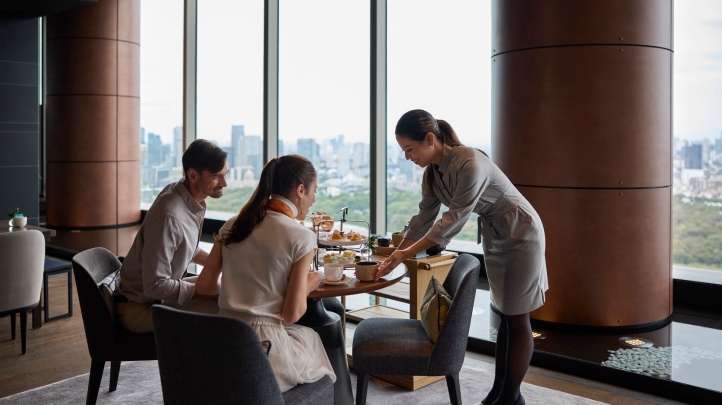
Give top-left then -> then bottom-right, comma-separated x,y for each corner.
673,0 -> 722,142
139,0 -> 722,150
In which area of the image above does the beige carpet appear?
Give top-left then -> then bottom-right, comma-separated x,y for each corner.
0,358 -> 605,404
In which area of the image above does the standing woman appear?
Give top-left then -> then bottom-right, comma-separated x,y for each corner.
196,155 -> 336,392
377,109 -> 548,405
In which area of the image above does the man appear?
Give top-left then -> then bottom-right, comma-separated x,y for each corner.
115,139 -> 228,333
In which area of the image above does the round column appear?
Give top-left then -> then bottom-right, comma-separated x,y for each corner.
491,0 -> 673,328
46,0 -> 140,228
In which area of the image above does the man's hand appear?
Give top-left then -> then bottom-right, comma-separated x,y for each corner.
192,249 -> 210,266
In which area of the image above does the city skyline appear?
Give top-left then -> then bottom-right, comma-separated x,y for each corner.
140,1 -> 722,150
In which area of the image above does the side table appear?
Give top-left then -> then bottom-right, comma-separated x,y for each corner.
43,259 -> 73,322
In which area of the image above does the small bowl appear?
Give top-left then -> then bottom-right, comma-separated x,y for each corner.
426,244 -> 446,255
355,261 -> 378,282
376,237 -> 390,247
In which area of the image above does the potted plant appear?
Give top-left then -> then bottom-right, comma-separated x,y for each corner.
8,207 -> 27,227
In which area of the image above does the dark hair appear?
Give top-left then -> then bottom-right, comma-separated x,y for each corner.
395,109 -> 463,192
220,155 -> 316,246
182,139 -> 228,177
394,109 -> 463,148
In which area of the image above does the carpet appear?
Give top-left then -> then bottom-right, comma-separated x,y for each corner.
0,358 -> 604,404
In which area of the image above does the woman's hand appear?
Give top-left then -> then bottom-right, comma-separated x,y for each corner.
307,270 -> 322,294
375,237 -> 437,281
376,249 -> 409,281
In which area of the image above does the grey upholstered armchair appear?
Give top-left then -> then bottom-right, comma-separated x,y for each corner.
73,247 -> 157,405
0,230 -> 45,355
152,305 -> 334,405
352,253 -> 481,405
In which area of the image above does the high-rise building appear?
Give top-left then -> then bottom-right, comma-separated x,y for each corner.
298,139 -> 320,168
140,127 -> 146,145
147,133 -> 163,166
683,144 -> 703,169
337,144 -> 351,177
231,125 -> 245,168
716,132 -> 722,155
352,142 -> 366,170
173,126 -> 183,168
237,135 -> 262,177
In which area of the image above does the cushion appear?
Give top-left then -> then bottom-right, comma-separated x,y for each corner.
420,276 -> 452,343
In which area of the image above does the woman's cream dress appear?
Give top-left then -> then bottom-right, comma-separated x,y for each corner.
216,196 -> 335,392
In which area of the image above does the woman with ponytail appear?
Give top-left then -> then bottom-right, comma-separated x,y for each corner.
377,109 -> 548,405
196,155 -> 335,392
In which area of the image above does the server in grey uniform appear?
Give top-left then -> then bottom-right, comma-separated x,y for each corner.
377,109 -> 548,405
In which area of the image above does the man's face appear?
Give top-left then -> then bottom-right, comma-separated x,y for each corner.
195,162 -> 229,199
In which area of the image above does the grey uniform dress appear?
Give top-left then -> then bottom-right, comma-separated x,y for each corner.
404,144 -> 548,315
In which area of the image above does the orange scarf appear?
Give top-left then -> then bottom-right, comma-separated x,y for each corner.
267,198 -> 295,219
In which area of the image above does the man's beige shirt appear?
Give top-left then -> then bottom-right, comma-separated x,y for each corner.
118,180 -> 205,305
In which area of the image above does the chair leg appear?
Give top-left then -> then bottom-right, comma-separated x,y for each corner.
68,269 -> 73,317
44,273 -> 50,323
19,311 -> 28,354
10,313 -> 16,340
109,361 -> 121,392
446,373 -> 462,405
86,359 -> 105,405
356,373 -> 369,405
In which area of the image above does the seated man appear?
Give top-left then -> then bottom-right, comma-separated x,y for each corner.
115,139 -> 228,333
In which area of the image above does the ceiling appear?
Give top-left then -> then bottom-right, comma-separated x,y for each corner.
0,0 -> 96,19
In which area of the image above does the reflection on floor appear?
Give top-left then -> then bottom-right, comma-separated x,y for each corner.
470,286 -> 722,394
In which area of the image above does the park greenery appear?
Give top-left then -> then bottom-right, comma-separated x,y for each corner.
205,187 -> 722,271
672,195 -> 722,270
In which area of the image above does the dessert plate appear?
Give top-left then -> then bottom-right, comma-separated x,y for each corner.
318,236 -> 367,246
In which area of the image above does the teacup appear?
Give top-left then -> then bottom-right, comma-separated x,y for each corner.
12,216 -> 27,228
354,261 -> 378,282
324,263 -> 344,282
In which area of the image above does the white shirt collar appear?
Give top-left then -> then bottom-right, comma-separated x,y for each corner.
270,194 -> 298,218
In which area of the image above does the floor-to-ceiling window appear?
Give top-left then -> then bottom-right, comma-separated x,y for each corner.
137,0 -> 722,278
197,0 -> 264,219
673,1 -> 722,284
278,0 -> 370,232
386,0 -> 490,254
139,0 -> 184,206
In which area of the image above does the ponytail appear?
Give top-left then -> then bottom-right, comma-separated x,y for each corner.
436,119 -> 462,147
395,109 -> 464,193
220,155 -> 316,246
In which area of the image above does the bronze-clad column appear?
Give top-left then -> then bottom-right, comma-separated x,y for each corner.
46,0 -> 140,228
491,0 -> 672,328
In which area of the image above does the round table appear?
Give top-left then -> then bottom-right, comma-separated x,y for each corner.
296,258 -> 408,405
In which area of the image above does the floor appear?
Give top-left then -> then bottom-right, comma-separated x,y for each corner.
0,260 -> 689,404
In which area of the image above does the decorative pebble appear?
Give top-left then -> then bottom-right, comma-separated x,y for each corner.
601,346 -> 722,379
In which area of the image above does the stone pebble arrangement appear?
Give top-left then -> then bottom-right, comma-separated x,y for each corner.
602,346 -> 722,379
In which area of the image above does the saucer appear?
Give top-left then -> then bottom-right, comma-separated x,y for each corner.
321,275 -> 351,285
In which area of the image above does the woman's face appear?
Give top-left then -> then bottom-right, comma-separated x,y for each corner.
396,132 -> 435,168
296,178 -> 318,220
